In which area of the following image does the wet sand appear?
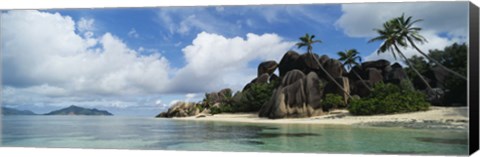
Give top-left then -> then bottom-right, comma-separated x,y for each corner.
171,106 -> 468,130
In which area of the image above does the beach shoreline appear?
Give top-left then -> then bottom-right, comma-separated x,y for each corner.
168,106 -> 468,130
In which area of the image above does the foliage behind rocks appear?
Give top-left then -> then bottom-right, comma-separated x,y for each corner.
322,93 -> 345,111
233,81 -> 277,113
349,81 -> 430,115
405,43 -> 467,106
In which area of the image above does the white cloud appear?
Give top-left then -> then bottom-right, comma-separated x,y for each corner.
2,10 -> 295,110
168,32 -> 295,93
77,17 -> 95,33
155,99 -> 162,105
336,2 -> 468,63
336,2 -> 468,38
127,28 -> 140,38
2,10 -> 171,107
185,93 -> 196,99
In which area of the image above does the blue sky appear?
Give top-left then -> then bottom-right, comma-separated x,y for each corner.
1,2 -> 469,116
46,5 -> 379,68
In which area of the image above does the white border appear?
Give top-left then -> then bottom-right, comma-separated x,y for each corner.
0,0 -> 475,10
0,0 -> 478,157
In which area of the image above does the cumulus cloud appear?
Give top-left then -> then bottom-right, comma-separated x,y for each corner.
2,10 -> 294,111
335,2 -> 468,63
1,10 -> 171,108
77,17 -> 95,33
168,32 -> 295,93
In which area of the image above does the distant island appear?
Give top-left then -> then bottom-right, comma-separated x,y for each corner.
2,107 -> 37,115
2,105 -> 113,116
44,105 -> 113,116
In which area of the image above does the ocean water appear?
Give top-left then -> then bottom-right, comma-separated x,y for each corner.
0,116 -> 468,155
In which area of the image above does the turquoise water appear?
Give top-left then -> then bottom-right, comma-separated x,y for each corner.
1,116 -> 468,155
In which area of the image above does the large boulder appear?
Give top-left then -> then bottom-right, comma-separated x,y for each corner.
218,88 -> 233,99
242,73 -> 270,91
323,77 -> 350,103
278,51 -> 324,77
259,70 -> 326,119
352,80 -> 373,97
346,65 -> 366,83
321,59 -> 344,79
412,75 -> 433,90
423,66 -> 448,88
366,68 -> 383,84
255,73 -> 270,84
205,92 -> 220,105
157,102 -> 200,118
269,74 -> 280,84
385,63 -> 408,85
361,59 -> 390,70
294,53 -> 321,75
205,88 -> 233,105
278,50 -> 301,77
258,60 -> 278,77
281,69 -> 305,86
426,88 -> 446,106
318,55 -> 330,65
304,72 -> 325,109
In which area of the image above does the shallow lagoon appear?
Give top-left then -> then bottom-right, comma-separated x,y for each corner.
1,116 -> 468,155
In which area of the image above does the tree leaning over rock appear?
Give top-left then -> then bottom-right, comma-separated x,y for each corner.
394,14 -> 467,81
338,49 -> 373,91
369,16 -> 434,91
296,33 -> 353,99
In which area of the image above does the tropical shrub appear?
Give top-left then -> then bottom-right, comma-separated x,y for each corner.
322,93 -> 345,111
209,106 -> 222,115
348,82 -> 430,115
233,81 -> 277,112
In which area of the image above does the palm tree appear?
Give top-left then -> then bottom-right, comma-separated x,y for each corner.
395,14 -> 466,80
338,49 -> 373,91
369,18 -> 434,91
296,33 -> 353,99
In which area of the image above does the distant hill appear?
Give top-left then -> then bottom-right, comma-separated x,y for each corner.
44,105 -> 113,116
2,107 -> 37,115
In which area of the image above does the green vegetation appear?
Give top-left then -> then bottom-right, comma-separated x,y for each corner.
406,43 -> 467,105
322,94 -> 345,111
233,82 -> 276,112
348,81 -> 430,115
195,104 -> 205,113
208,81 -> 277,115
405,55 -> 429,79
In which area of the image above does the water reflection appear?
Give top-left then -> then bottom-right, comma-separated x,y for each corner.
415,137 -> 468,145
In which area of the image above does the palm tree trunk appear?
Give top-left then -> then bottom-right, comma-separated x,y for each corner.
393,43 -> 433,91
308,52 -> 353,99
407,39 -> 467,80
352,69 -> 373,91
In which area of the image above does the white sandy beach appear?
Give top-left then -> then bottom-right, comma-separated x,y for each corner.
172,106 -> 469,129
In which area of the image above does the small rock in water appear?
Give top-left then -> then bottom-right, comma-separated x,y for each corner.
455,119 -> 468,123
